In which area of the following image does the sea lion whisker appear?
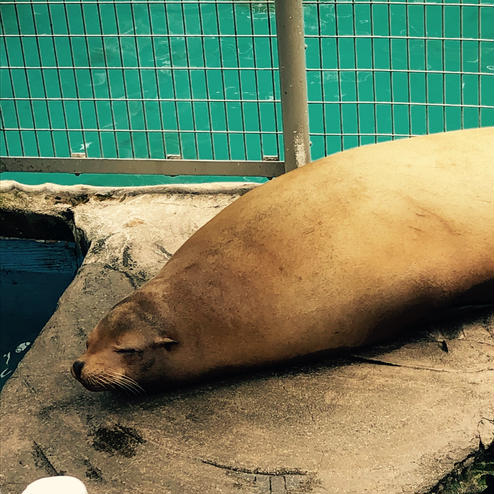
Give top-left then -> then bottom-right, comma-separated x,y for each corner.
117,377 -> 144,395
114,380 -> 141,395
91,373 -> 124,392
109,380 -> 131,393
93,373 -> 109,384
108,371 -> 144,391
99,372 -> 124,389
117,375 -> 144,392
97,375 -> 111,388
109,377 -> 135,393
87,374 -> 105,391
104,371 -> 144,394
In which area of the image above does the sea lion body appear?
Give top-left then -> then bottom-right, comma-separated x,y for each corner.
73,127 -> 494,391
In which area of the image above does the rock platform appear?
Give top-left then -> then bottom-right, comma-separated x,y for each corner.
0,181 -> 492,494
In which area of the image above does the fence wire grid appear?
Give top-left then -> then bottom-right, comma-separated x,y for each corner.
1,0 -> 493,167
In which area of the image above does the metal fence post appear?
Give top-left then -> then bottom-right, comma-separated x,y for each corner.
275,0 -> 311,173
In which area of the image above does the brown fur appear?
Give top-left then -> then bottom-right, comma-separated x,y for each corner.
73,127 -> 494,391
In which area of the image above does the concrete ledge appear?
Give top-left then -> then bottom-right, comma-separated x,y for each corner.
0,181 -> 492,494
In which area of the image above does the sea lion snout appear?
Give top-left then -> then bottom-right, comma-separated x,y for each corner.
72,360 -> 84,380
70,352 -> 146,393
71,314 -> 177,392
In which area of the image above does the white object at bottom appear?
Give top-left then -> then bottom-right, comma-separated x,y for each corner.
22,476 -> 88,494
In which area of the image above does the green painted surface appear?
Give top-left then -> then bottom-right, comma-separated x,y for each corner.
0,172 -> 267,186
1,1 -> 493,186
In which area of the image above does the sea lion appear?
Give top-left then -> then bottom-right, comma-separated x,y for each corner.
72,127 -> 494,392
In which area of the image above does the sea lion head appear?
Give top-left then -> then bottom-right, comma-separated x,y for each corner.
71,292 -> 180,393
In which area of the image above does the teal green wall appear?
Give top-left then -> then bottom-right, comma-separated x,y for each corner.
1,1 -> 493,186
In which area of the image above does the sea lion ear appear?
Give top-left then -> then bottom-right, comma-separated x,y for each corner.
154,336 -> 178,350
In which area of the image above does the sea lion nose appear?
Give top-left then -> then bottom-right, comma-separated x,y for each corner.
72,360 -> 85,379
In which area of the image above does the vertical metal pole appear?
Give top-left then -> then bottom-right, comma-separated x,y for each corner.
275,0 -> 311,172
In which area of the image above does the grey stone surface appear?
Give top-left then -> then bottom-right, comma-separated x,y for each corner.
0,181 -> 492,494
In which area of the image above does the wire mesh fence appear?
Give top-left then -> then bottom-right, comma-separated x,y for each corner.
305,0 -> 494,158
1,0 -> 493,173
1,0 -> 282,166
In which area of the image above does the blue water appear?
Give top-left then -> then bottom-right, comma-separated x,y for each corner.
0,238 -> 83,389
1,1 -> 493,186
